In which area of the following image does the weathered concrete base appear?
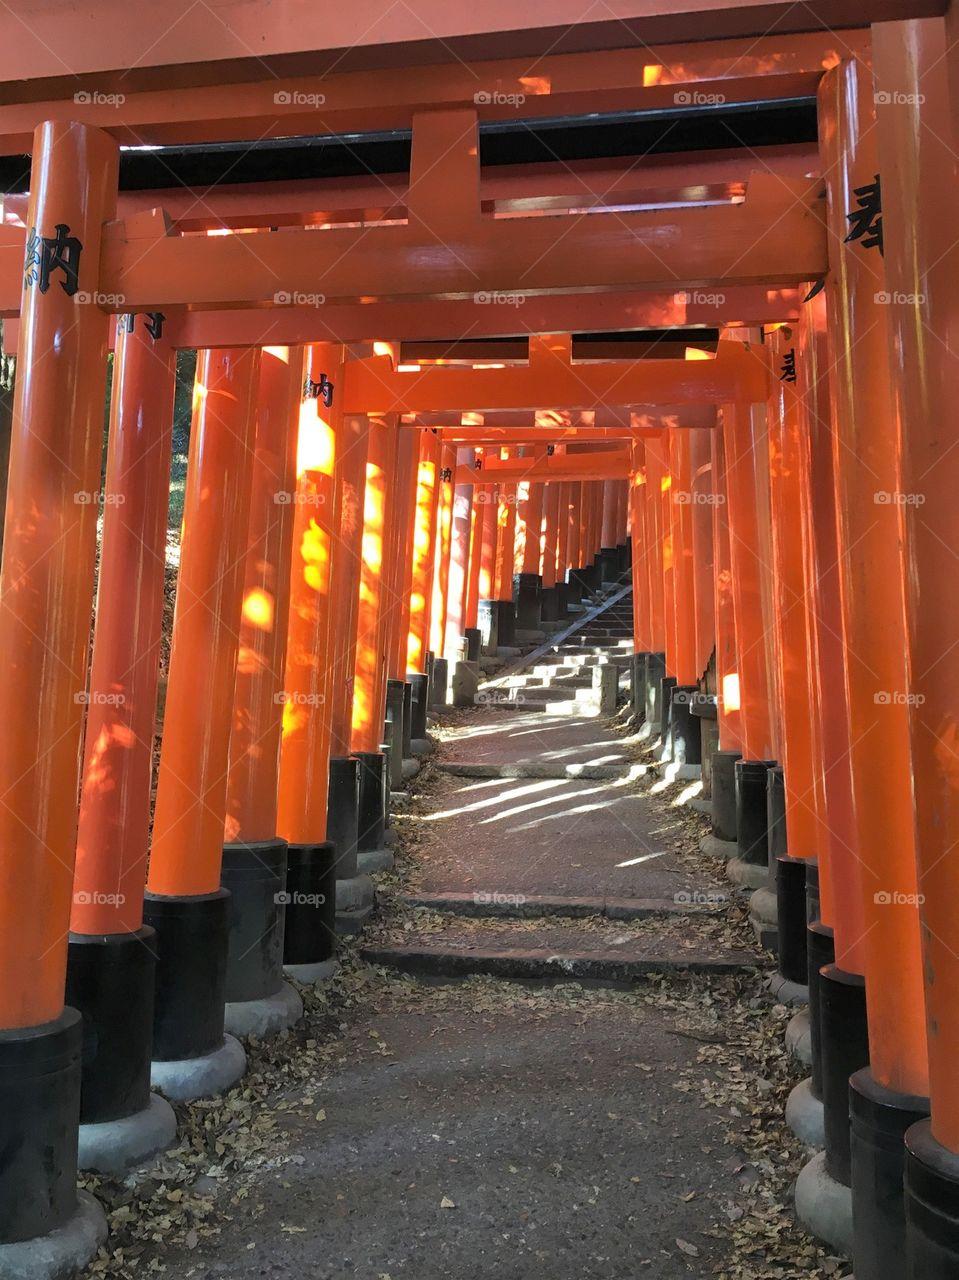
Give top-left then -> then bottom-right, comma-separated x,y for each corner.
749,885 -> 778,949
0,1191 -> 108,1280
769,971 -> 809,1006
514,629 -> 547,644
358,846 -> 395,874
224,981 -> 303,1039
699,834 -> 736,860
284,957 -> 339,983
335,905 -> 374,935
451,660 -> 480,707
725,856 -> 770,890
785,1009 -> 813,1066
401,756 -> 421,780
151,1034 -> 247,1102
794,1149 -> 853,1255
787,1077 -> 825,1148
411,737 -> 433,757
660,761 -> 702,783
335,872 -> 374,913
78,1092 -> 177,1174
687,796 -> 712,817
389,790 -> 410,809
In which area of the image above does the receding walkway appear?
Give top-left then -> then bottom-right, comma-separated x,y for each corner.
80,595 -> 841,1280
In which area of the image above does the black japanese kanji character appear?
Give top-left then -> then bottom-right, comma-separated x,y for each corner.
23,223 -> 83,295
780,348 -> 797,383
845,175 -> 883,255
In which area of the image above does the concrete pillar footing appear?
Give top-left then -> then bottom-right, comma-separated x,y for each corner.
768,971 -> 809,1006
787,1077 -> 826,1148
335,873 -> 374,913
358,847 -> 395,874
284,958 -> 339,984
223,981 -> 303,1040
725,855 -> 770,890
660,761 -> 702,783
785,1009 -> 813,1066
795,1150 -> 853,1254
78,1092 -> 177,1175
699,834 -> 735,860
151,1033 -> 247,1102
410,737 -> 433,757
0,1191 -> 108,1280
401,756 -> 421,780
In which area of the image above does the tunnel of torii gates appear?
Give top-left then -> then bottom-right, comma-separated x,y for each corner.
3,3 -> 959,1276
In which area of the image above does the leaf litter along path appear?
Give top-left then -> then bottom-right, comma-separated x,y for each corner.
80,707 -> 848,1280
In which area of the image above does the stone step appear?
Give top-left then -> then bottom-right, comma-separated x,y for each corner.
436,759 -> 648,781
399,890 -> 723,920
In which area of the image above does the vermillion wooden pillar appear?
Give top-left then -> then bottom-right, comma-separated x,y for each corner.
327,408 -> 370,760
0,121 -> 118,1032
224,347 -> 301,844
276,349 -> 339,847
660,449 -> 678,679
145,345 -> 259,1082
820,58 -> 925,1083
407,429 -> 441,673
478,479 -> 499,602
464,467 -> 488,633
555,481 -> 571,587
148,346 -> 260,896
566,481 -> 582,580
720,402 -> 776,761
520,480 -> 545,575
642,437 -> 668,656
872,23 -> 959,1262
445,447 -> 474,657
689,429 -> 715,684
387,426 -> 421,678
352,416 -> 394,754
629,442 -> 651,652
601,478 -> 619,550
541,482 -> 560,588
73,316 -> 175,936
794,292 -> 861,961
0,117 -> 117,1251
429,444 -> 456,655
668,429 -> 697,687
710,427 -> 742,751
614,478 -> 629,545
494,478 -> 517,601
765,329 -> 818,870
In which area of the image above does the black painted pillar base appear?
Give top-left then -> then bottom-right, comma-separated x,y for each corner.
667,686 -> 702,765
495,599 -> 515,648
354,751 -> 387,852
540,586 -> 559,622
0,1009 -> 84,1243
807,918 -> 836,1100
599,546 -> 619,582
631,652 -> 649,720
282,842 -> 337,966
66,928 -> 156,1125
513,572 -> 542,630
820,964 -> 870,1186
659,675 -> 677,743
220,839 -> 287,1003
776,856 -> 809,986
905,1118 -> 959,1278
143,889 -> 230,1061
711,748 -> 741,841
406,672 -> 429,739
401,681 -> 413,756
462,627 -> 481,662
644,651 -> 666,733
735,758 -> 777,868
566,571 -> 585,605
384,678 -> 405,786
554,582 -> 569,619
850,1067 -> 929,1280
478,598 -> 499,653
327,756 -> 360,880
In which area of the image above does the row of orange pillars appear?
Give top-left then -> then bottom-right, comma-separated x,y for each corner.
5,51 -> 959,1280
0,163 -> 635,1274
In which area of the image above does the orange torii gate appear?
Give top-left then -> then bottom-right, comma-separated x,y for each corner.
2,11 -> 952,1271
